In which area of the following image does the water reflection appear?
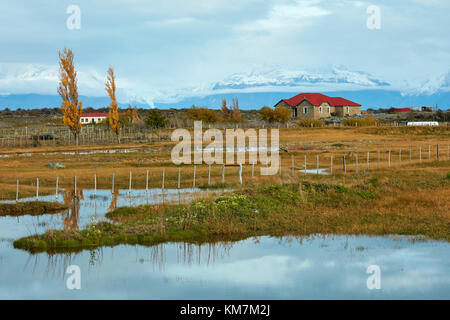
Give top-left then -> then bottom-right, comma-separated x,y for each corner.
2,235 -> 448,299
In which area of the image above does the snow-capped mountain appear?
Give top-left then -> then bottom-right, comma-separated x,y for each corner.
212,66 -> 390,91
409,71 -> 450,95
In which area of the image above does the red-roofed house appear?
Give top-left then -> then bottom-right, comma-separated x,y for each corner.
80,112 -> 109,124
274,93 -> 362,120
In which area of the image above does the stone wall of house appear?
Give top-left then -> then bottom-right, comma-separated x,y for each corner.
275,100 -> 361,120
334,106 -> 361,117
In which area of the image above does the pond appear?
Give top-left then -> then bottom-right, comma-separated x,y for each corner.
0,188 -> 448,299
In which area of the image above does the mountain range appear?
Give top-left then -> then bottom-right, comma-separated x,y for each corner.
0,65 -> 448,110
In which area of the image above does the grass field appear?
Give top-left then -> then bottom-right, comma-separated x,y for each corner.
0,126 -> 449,200
3,126 -> 449,253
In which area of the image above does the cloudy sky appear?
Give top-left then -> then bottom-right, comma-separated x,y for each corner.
0,0 -> 449,105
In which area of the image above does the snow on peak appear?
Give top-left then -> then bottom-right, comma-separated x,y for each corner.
212,65 -> 390,91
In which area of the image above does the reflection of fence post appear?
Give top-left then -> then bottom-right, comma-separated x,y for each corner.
238,164 -> 243,184
74,176 -> 77,198
178,167 -> 181,189
112,173 -> 115,193
222,164 -> 225,183
56,176 -> 59,199
193,165 -> 196,188
94,174 -> 97,196
16,179 -> 19,202
36,177 -> 39,200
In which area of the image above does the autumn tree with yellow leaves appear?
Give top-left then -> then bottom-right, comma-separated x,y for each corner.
105,67 -> 120,143
58,48 -> 82,145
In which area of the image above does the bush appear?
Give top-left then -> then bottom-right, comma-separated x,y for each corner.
297,119 -> 325,127
341,118 -> 378,127
145,109 -> 167,128
187,106 -> 221,123
259,106 -> 292,123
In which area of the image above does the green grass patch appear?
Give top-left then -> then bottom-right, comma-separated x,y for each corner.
0,201 -> 67,217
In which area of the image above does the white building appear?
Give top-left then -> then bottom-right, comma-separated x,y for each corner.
80,112 -> 108,124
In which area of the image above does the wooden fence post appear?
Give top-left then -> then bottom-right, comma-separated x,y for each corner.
129,171 -> 132,193
111,173 -> 115,193
56,176 -> 59,199
304,155 -> 307,174
16,179 -> 19,202
36,177 -> 39,200
376,151 -> 380,169
239,164 -> 243,184
399,149 -> 402,166
366,152 -> 370,170
178,167 -> 181,189
162,168 -> 165,190
291,155 -> 294,175
316,155 -> 319,174
343,156 -> 346,173
388,150 -> 391,168
193,165 -> 196,188
146,169 -> 149,191
419,146 -> 422,163
94,174 -> 97,196
208,165 -> 211,185
222,164 -> 225,183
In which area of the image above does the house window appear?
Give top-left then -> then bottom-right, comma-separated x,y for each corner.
293,108 -> 298,118
327,107 -> 330,114
81,118 -> 84,123
319,107 -> 322,113
346,106 -> 350,113
303,107 -> 308,114
98,118 -> 101,122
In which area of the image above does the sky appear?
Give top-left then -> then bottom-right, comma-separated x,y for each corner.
0,0 -> 449,106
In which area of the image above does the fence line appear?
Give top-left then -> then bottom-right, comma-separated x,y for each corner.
4,143 -> 449,201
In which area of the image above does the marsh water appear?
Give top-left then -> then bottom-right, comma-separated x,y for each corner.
0,188 -> 449,299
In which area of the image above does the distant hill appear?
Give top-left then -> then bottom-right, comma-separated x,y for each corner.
0,90 -> 449,110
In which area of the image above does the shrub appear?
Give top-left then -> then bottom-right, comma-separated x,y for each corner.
187,105 -> 221,123
341,118 -> 378,127
297,119 -> 325,127
145,109 -> 167,128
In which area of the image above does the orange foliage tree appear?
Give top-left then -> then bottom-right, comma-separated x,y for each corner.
58,48 -> 82,145
106,67 -> 120,143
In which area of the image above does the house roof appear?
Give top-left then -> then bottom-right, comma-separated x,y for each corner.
81,112 -> 109,117
281,93 -> 361,107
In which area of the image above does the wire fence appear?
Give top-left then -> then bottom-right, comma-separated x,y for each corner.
3,143 -> 449,202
